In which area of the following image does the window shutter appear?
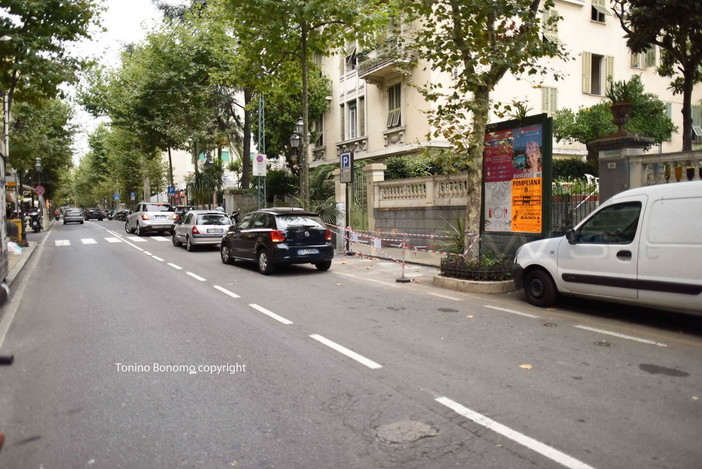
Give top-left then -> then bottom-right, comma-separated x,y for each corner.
359,97 -> 366,137
582,52 -> 592,94
645,47 -> 657,68
605,55 -> 615,94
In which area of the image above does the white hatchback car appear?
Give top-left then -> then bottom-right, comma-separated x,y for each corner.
172,210 -> 231,251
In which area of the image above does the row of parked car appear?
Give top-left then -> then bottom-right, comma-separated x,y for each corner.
121,202 -> 334,275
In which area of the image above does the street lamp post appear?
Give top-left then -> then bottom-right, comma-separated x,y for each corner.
35,157 -> 45,229
289,118 -> 306,206
289,130 -> 301,198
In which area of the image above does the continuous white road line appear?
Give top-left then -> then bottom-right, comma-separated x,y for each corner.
249,304 -> 293,325
429,292 -> 462,301
214,285 -> 241,299
484,305 -> 540,318
81,239 -> 97,245
144,251 -> 153,256
435,397 -> 595,469
575,325 -> 668,347
309,334 -> 382,370
167,263 -> 183,270
186,272 -> 206,282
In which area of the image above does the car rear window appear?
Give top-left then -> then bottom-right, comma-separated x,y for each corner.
275,215 -> 326,230
146,204 -> 174,212
197,214 -> 230,225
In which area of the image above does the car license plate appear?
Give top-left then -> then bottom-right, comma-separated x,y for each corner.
298,248 -> 319,255
155,215 -> 167,219
207,228 -> 224,233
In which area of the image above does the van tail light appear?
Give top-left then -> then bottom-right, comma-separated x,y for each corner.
192,226 -> 200,235
325,229 -> 332,241
270,230 -> 286,243
140,214 -> 149,220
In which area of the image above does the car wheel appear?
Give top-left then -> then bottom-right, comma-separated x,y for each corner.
125,221 -> 133,234
172,233 -> 182,247
80,221 -> 84,224
220,243 -> 233,265
135,223 -> 144,236
523,269 -> 557,307
315,261 -> 332,272
257,249 -> 275,275
63,221 -> 66,225
186,236 -> 195,252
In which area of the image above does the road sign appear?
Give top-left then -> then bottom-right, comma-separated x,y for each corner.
34,185 -> 45,196
113,194 -> 120,199
130,191 -> 136,201
340,152 -> 353,183
167,186 -> 175,195
253,154 -> 267,177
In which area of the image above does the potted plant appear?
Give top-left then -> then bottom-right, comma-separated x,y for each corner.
606,76 -> 639,133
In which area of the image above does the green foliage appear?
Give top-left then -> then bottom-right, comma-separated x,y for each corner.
606,76 -> 639,103
9,98 -> 76,199
440,251 -> 512,281
553,75 -> 676,150
309,165 -> 335,202
384,149 -> 471,180
438,216 -> 466,255
552,159 -> 597,180
265,169 -> 298,204
612,0 -> 702,151
0,1 -> 101,110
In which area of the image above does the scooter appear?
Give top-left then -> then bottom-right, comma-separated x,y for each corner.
27,210 -> 42,233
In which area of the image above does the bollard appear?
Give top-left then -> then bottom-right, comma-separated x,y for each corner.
396,242 -> 410,283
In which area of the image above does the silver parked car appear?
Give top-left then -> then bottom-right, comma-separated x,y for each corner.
125,202 -> 178,236
172,210 -> 231,251
63,209 -> 84,225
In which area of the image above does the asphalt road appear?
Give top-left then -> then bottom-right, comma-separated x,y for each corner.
1,219 -> 701,468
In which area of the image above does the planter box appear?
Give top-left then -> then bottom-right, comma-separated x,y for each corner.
433,275 -> 517,294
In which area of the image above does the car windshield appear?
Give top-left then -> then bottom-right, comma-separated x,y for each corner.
276,215 -> 326,230
197,214 -> 230,225
146,204 -> 174,212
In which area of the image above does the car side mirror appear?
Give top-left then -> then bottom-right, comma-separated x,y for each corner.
566,228 -> 578,245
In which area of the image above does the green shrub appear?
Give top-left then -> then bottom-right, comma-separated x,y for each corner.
440,252 -> 512,281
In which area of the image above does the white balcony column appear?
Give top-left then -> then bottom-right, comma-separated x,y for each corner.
364,163 -> 386,232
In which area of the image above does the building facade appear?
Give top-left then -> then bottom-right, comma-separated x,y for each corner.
311,0 -> 702,171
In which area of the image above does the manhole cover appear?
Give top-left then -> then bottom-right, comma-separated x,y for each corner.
543,323 -> 558,327
594,340 -> 613,347
375,421 -> 438,445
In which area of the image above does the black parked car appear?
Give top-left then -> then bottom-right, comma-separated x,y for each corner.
84,208 -> 104,221
220,207 -> 334,275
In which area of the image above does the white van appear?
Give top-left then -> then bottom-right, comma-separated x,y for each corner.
513,181 -> 702,314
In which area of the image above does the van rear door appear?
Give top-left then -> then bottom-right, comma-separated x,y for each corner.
556,197 -> 645,300
638,195 -> 702,313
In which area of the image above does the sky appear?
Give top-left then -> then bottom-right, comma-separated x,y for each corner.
71,0 -> 187,161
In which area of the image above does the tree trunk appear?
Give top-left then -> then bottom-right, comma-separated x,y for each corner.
681,70 -> 693,152
464,86 -> 490,259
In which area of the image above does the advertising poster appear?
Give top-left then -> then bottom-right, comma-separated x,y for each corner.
483,123 -> 544,234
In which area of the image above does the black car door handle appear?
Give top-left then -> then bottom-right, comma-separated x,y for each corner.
617,250 -> 632,260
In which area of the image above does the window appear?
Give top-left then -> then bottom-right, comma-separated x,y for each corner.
344,41 -> 357,74
347,101 -> 358,139
630,52 -> 643,69
313,116 -> 324,147
541,87 -> 558,115
578,202 -> 641,244
591,0 -> 611,23
387,83 -> 402,128
644,47 -> 657,68
692,105 -> 702,142
358,97 -> 366,137
582,52 -> 614,96
541,9 -> 562,45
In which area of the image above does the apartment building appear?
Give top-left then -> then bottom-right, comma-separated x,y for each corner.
311,0 -> 702,171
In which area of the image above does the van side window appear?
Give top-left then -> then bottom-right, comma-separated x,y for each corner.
578,201 -> 641,244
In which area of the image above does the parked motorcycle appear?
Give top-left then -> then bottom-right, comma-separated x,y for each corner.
26,209 -> 42,233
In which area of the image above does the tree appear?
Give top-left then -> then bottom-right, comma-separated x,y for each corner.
0,0 -> 101,111
394,0 -> 567,255
220,0 -> 388,209
554,75 -> 677,160
10,98 -> 76,199
612,0 -> 702,151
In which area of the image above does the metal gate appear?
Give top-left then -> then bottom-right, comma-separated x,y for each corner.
350,167 -> 368,231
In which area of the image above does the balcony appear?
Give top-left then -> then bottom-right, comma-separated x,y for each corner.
357,37 -> 411,85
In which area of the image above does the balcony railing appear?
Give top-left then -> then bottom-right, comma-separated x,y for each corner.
357,36 -> 411,84
375,174 -> 469,208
